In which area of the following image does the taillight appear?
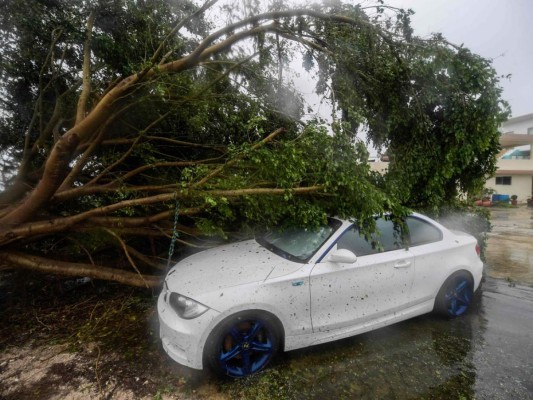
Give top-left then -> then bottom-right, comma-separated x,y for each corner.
475,243 -> 481,257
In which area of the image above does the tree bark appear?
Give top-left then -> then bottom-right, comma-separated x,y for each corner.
0,251 -> 161,288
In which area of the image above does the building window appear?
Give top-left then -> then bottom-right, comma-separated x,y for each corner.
495,176 -> 512,185
528,127 -> 533,135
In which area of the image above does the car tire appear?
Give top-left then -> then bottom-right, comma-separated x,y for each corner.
204,311 -> 280,378
434,271 -> 474,318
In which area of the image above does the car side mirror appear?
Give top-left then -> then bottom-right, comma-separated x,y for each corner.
328,249 -> 357,264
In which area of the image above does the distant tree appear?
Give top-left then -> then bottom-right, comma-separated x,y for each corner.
0,0 -> 508,287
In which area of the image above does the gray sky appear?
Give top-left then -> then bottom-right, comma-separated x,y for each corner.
387,0 -> 533,117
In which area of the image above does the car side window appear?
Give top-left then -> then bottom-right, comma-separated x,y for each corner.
375,218 -> 404,252
406,217 -> 442,246
336,218 -> 404,256
336,226 -> 379,257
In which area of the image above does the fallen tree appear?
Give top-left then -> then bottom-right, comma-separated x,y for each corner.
0,1 -> 508,287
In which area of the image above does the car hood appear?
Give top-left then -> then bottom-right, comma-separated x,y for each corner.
164,239 -> 285,300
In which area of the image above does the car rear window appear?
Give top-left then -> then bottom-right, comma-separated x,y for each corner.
405,217 -> 443,246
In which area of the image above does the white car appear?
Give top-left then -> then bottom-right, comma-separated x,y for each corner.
158,213 -> 482,378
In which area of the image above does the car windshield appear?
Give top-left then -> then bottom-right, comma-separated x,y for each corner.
257,219 -> 342,263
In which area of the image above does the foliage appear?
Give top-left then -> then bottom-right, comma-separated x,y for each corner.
0,0 -> 508,286
310,4 -> 510,211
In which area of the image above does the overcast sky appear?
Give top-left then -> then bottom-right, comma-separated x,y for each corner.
386,0 -> 533,117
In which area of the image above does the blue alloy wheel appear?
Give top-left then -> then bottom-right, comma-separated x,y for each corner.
435,272 -> 473,318
206,313 -> 279,378
445,277 -> 472,316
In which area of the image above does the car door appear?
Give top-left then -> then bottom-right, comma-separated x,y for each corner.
309,218 -> 415,333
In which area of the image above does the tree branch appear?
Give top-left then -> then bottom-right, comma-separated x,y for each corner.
193,127 -> 284,187
0,251 -> 161,288
76,10 -> 96,124
124,244 -> 165,270
158,0 -> 220,65
104,229 -> 149,288
87,111 -> 171,186
20,28 -> 64,171
1,186 -> 323,244
114,157 -> 221,184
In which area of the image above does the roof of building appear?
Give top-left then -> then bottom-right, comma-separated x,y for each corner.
502,112 -> 533,127
495,170 -> 533,176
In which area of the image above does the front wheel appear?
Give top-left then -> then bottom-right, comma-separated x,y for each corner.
435,272 -> 474,318
204,312 -> 279,378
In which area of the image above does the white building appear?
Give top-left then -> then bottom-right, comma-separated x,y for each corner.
485,113 -> 533,202
368,112 -> 533,203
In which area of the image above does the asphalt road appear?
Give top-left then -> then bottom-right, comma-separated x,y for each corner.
472,278 -> 533,399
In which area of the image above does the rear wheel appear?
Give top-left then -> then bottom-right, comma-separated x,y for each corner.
435,272 -> 473,318
205,312 -> 279,378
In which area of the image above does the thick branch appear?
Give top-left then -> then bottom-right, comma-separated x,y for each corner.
0,251 -> 161,288
52,184 -> 177,201
0,133 -> 81,229
2,186 -> 323,243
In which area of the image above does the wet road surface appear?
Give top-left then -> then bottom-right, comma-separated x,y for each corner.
485,207 -> 533,285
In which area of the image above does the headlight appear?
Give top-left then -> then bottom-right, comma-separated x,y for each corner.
168,292 -> 209,319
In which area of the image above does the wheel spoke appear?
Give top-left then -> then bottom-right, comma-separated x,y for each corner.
455,292 -> 470,306
456,280 -> 468,293
250,340 -> 272,352
449,297 -> 457,313
220,345 -> 242,362
242,350 -> 252,374
244,321 -> 263,341
454,280 -> 471,305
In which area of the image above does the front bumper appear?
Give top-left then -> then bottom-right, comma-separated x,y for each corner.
158,291 -> 218,370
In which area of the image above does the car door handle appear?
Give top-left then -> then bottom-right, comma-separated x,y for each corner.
394,260 -> 411,269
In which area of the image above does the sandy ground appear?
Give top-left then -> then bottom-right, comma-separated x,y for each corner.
0,341 -> 226,400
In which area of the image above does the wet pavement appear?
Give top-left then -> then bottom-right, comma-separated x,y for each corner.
485,207 -> 533,285
219,207 -> 533,399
